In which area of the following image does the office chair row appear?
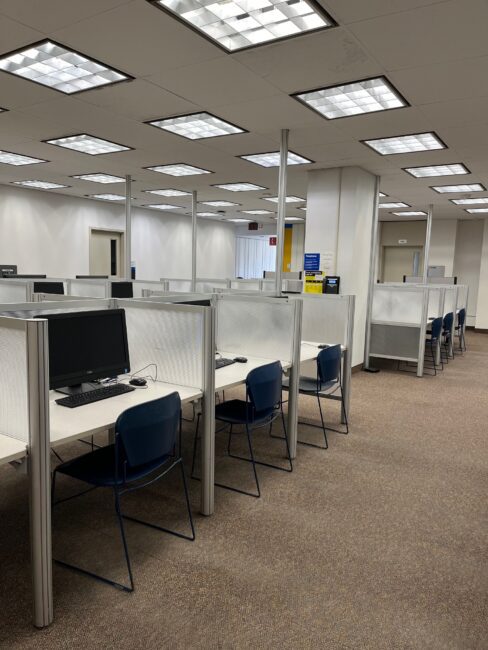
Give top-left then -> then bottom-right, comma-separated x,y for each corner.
425,308 -> 467,376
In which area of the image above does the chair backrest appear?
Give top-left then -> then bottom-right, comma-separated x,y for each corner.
458,308 -> 466,327
246,361 -> 282,412
431,317 -> 443,340
443,312 -> 454,331
115,392 -> 181,467
317,344 -> 341,384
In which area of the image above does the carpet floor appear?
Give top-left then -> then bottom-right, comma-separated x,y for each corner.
0,332 -> 487,650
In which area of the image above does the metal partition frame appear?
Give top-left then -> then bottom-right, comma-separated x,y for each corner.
66,278 -> 110,298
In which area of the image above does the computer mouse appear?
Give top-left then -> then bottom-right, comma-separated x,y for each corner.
234,356 -> 248,363
318,344 -> 330,349
129,377 -> 147,386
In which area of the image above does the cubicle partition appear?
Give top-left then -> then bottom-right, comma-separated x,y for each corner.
67,278 -> 109,298
160,278 -> 192,292
0,278 -> 33,302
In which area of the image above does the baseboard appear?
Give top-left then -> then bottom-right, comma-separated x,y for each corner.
352,363 -> 363,374
474,328 -> 488,334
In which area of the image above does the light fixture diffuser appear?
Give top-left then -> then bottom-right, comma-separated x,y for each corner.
201,200 -> 239,207
148,112 -> 244,139
147,164 -> 212,176
242,209 -> 274,215
73,173 -> 125,183
197,212 -> 219,217
46,134 -> 131,155
0,150 -> 47,166
362,132 -> 446,155
240,151 -> 312,167
431,184 -> 485,193
213,182 -> 266,192
451,198 -> 488,205
392,211 -> 427,217
144,203 -> 182,210
149,0 -> 335,52
0,39 -> 130,94
379,192 -> 387,197
379,202 -> 410,209
272,216 -> 304,221
13,180 -> 68,189
143,188 -> 191,197
88,193 -> 127,201
465,208 -> 488,213
404,163 -> 469,178
294,76 -> 407,120
263,196 -> 305,203
226,218 -> 252,223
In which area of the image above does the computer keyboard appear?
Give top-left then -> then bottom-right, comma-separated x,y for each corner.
215,357 -> 236,370
55,383 -> 136,408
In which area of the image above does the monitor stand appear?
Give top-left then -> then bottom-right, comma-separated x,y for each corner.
56,382 -> 99,396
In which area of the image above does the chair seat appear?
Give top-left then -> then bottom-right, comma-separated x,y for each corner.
215,399 -> 275,425
56,444 -> 170,487
282,376 -> 337,394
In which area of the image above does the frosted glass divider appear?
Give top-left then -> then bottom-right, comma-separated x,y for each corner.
456,285 -> 468,311
67,278 -> 109,298
132,280 -> 168,297
0,299 -> 112,319
160,278 -> 192,292
0,316 -> 29,442
0,278 -> 32,303
372,285 -> 424,325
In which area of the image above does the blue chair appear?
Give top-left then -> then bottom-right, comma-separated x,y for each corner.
52,392 -> 195,592
283,344 -> 348,450
455,308 -> 467,353
191,361 -> 292,498
441,312 -> 454,363
425,316 -> 443,375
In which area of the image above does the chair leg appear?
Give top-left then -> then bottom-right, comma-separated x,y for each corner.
296,394 -> 329,449
213,423 -> 261,498
190,413 -> 200,479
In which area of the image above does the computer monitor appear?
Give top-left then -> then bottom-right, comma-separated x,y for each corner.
0,265 -> 17,277
76,275 -> 109,279
39,309 -> 131,394
111,281 -> 133,298
33,281 -> 64,295
323,276 -> 340,294
10,274 -> 47,278
176,299 -> 211,306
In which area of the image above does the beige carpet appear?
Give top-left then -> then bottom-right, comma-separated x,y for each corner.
0,333 -> 487,649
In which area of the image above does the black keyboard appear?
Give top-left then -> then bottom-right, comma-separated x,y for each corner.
55,383 -> 136,408
215,357 -> 236,370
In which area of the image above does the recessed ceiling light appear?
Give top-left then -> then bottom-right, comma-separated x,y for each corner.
148,112 -> 245,139
143,188 -> 191,197
404,163 -> 469,178
272,216 -> 305,222
13,180 -> 68,189
392,211 -> 427,217
379,192 -> 387,197
294,76 -> 408,120
88,193 -> 127,201
197,212 -> 219,217
149,0 -> 336,52
45,133 -> 131,155
379,202 -> 410,208
0,150 -> 47,165
213,182 -> 266,192
264,196 -> 305,203
299,207 -> 307,211
226,218 -> 252,223
451,198 -> 488,205
242,209 -> 274,215
465,208 -> 488,213
0,39 -> 130,94
362,132 -> 446,155
431,183 -> 485,193
201,200 -> 239,207
240,151 -> 312,167
144,203 -> 182,210
73,173 -> 125,183
146,163 -> 212,176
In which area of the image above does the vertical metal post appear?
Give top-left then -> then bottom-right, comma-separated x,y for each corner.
201,305 -> 215,515
418,287 -> 428,377
275,129 -> 289,297
423,204 -> 433,284
191,191 -> 197,292
26,319 -> 53,628
342,294 -> 355,423
287,298 -> 302,459
125,174 -> 132,280
363,175 -> 381,369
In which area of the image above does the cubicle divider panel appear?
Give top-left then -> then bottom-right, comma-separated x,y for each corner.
370,324 -> 421,361
67,279 -> 109,298
195,279 -> 230,293
160,279 -> 192,292
442,286 -> 458,317
230,279 -> 263,291
298,294 -> 351,346
216,295 -> 296,364
0,317 -> 29,443
132,280 -> 167,297
0,299 -> 112,319
427,287 -> 444,320
372,285 -> 424,325
0,279 -> 32,303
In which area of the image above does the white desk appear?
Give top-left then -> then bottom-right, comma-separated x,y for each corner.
0,433 -> 26,466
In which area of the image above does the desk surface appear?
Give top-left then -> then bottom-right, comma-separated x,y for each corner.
300,341 -> 345,362
50,380 -> 202,446
0,433 -> 26,466
216,352 -> 291,391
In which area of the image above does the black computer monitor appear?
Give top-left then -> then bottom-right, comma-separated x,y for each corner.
176,299 -> 211,306
0,265 -> 17,277
76,275 -> 109,279
323,276 -> 340,294
111,281 -> 133,298
33,281 -> 64,295
39,309 -> 131,394
10,274 -> 47,278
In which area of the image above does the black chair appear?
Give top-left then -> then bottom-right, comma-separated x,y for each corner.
455,308 -> 467,353
52,392 -> 195,592
424,316 -> 443,375
441,312 -> 454,364
192,361 -> 292,498
282,344 -> 348,450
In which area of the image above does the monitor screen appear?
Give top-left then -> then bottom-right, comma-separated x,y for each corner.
10,274 -> 47,278
111,281 -> 133,298
33,281 -> 64,295
40,309 -> 131,389
0,265 -> 17,277
76,275 -> 109,279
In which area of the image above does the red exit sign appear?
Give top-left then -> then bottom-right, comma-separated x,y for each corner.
269,236 -> 277,246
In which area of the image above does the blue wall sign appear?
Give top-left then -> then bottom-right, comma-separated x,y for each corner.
304,253 -> 320,271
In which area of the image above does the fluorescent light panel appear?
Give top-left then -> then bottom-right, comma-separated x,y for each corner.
272,216 -> 304,221
149,112 -> 244,139
242,209 -> 273,215
144,188 -> 191,197
363,132 -> 446,155
404,163 -> 469,178
465,208 -> 488,213
431,183 -> 485,193
14,180 -> 68,189
451,198 -> 488,205
392,211 -> 427,217
379,192 -> 387,197
379,202 -> 410,209
151,0 -> 335,52
226,218 -> 251,223
145,203 -> 182,210
295,76 -> 407,120
264,195 -> 305,203
197,212 -> 219,217
201,200 -> 239,207
0,39 -> 130,94
214,182 -> 266,191
46,134 -> 130,155
147,164 -> 211,176
89,193 -> 127,201
73,173 -> 125,183
240,151 -> 312,167
0,150 -> 47,165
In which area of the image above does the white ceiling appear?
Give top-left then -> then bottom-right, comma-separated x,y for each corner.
0,0 -> 487,223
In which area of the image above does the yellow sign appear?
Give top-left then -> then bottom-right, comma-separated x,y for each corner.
304,271 -> 323,294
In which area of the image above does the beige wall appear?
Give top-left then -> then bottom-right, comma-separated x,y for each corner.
380,221 -> 426,247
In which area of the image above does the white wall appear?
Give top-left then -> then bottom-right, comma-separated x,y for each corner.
430,219 -> 457,276
0,185 -> 235,280
475,218 -> 488,329
453,219 -> 484,326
